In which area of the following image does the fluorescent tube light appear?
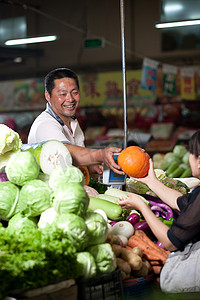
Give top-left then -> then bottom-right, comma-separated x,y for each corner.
155,19 -> 200,29
5,35 -> 57,46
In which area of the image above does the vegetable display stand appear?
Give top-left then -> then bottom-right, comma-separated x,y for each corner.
123,274 -> 153,300
77,268 -> 124,300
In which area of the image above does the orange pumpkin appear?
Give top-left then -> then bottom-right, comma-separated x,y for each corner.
118,146 -> 150,178
77,166 -> 90,185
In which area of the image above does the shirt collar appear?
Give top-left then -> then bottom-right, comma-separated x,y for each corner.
45,103 -> 76,126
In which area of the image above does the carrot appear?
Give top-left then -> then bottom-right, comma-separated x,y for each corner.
128,234 -> 168,264
134,230 -> 169,258
149,260 -> 161,266
152,265 -> 162,275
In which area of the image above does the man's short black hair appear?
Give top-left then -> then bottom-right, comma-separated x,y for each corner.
44,67 -> 79,96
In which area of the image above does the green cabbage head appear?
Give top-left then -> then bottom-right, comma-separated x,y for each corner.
85,211 -> 108,246
0,181 -> 20,220
7,213 -> 37,235
87,243 -> 117,275
52,213 -> 88,251
5,151 -> 40,186
18,179 -> 52,217
76,251 -> 97,279
53,182 -> 89,218
49,165 -> 84,190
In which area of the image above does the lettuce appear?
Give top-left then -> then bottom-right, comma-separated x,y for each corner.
85,211 -> 108,246
6,213 -> 37,235
0,181 -> 20,220
49,165 -> 84,190
87,243 -> 117,275
5,151 -> 40,186
18,179 -> 52,217
76,251 -> 97,279
53,182 -> 89,218
0,124 -> 22,170
52,213 -> 88,251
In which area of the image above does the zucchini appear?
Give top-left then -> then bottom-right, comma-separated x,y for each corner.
168,166 -> 186,178
88,196 -> 129,221
105,188 -> 150,206
180,167 -> 192,178
96,194 -> 118,204
165,161 -> 180,177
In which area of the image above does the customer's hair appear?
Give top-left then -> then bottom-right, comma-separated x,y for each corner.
188,130 -> 200,157
44,67 -> 79,96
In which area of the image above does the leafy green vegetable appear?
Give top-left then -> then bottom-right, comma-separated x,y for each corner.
0,124 -> 22,170
18,179 -> 52,217
0,226 -> 81,299
37,207 -> 58,229
182,151 -> 190,165
6,213 -> 38,235
0,181 -> 20,220
76,251 -> 97,279
51,213 -> 88,251
173,145 -> 187,159
5,151 -> 40,186
49,165 -> 84,190
87,243 -> 117,275
89,177 -> 107,194
84,211 -> 108,246
52,182 -> 89,218
126,178 -> 150,194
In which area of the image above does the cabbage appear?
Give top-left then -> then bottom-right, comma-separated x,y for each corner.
164,152 -> 181,167
85,211 -> 108,246
7,213 -> 37,235
5,151 -> 40,186
0,124 -> 22,155
173,145 -> 187,159
53,182 -> 89,218
87,243 -> 117,274
0,181 -> 20,220
0,124 -> 22,169
182,151 -> 190,165
49,165 -> 84,190
52,213 -> 88,251
76,251 -> 97,279
18,179 -> 52,217
126,178 -> 150,194
38,207 -> 58,229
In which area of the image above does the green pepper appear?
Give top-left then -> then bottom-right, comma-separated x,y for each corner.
163,219 -> 174,227
157,216 -> 164,222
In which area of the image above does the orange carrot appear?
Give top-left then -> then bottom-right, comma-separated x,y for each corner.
152,265 -> 162,275
134,230 -> 169,258
128,234 -> 168,264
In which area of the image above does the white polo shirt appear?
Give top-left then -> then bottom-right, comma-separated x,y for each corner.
28,105 -> 85,146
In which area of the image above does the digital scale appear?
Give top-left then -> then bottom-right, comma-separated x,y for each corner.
101,153 -> 126,188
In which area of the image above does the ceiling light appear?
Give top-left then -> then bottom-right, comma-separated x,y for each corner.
5,35 -> 57,46
155,19 -> 200,29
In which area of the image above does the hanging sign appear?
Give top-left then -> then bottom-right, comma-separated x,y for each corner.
180,67 -> 196,100
141,58 -> 159,92
162,64 -> 177,96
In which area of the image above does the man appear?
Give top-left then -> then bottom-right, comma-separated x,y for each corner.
28,67 -> 124,178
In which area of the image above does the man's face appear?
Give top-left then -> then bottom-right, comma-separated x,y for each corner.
45,77 -> 80,119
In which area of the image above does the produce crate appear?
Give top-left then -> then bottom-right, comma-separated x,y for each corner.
123,275 -> 153,300
77,268 -> 124,300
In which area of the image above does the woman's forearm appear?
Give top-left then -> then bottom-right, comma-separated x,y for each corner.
148,179 -> 181,211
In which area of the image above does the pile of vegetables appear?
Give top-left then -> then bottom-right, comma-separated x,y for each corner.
0,126 -> 118,299
152,145 -> 192,178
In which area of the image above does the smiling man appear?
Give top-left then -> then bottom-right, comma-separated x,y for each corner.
28,68 -> 123,177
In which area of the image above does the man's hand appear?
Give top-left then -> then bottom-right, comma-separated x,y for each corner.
101,147 -> 125,175
88,164 -> 103,182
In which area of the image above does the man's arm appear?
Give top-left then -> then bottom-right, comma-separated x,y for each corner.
65,144 -> 124,175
